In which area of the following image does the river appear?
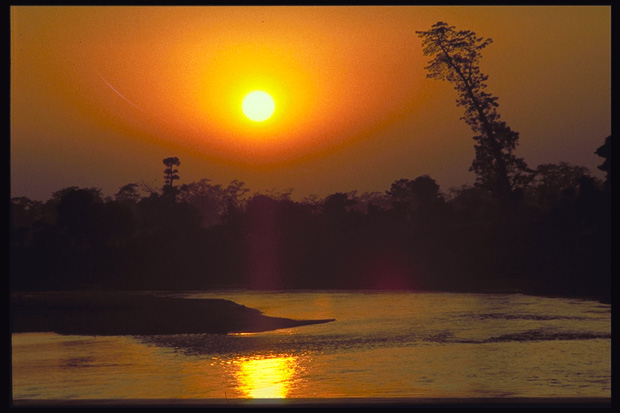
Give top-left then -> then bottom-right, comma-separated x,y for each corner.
11,290 -> 611,405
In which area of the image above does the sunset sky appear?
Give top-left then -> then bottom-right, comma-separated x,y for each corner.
11,6 -> 611,201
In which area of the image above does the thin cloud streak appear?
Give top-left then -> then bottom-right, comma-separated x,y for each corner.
96,70 -> 145,113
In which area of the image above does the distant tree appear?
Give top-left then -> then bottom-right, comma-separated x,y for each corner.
530,162 -> 592,206
590,135 -> 611,302
416,22 -> 531,199
445,185 -> 504,227
114,183 -> 142,203
177,179 -> 250,228
299,194 -> 323,215
595,135 -> 611,191
55,187 -> 105,248
355,191 -> 390,216
323,192 -> 358,220
10,197 -> 43,228
10,197 -> 44,248
162,157 -> 181,198
386,175 -> 442,220
51,186 -> 102,204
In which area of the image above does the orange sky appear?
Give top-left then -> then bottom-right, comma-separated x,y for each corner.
11,6 -> 611,201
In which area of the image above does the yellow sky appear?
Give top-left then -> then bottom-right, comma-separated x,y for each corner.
11,6 -> 611,200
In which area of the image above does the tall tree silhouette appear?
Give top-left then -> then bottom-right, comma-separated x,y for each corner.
416,22 -> 530,199
162,157 -> 181,198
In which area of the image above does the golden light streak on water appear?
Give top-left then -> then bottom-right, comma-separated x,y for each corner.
232,355 -> 298,399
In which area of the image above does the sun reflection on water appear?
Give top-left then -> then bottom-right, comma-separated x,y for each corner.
232,355 -> 299,399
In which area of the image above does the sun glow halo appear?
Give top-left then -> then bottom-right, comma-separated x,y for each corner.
242,90 -> 276,122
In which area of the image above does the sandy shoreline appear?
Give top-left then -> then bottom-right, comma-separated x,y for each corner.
10,291 -> 335,335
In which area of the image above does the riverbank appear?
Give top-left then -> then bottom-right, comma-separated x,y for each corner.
10,291 -> 335,335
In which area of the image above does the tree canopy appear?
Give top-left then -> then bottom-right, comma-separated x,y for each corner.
416,22 -> 531,199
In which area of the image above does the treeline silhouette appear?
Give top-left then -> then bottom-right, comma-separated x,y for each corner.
10,136 -> 611,302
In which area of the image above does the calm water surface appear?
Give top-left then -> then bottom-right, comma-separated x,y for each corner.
11,291 -> 611,401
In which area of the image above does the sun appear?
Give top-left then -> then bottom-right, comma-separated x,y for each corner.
242,91 -> 276,122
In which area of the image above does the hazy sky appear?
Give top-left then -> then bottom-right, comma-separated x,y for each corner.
11,6 -> 611,201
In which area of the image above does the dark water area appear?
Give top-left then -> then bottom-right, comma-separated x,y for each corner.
11,291 -> 611,404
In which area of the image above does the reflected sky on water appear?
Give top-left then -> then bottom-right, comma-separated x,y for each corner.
11,292 -> 611,401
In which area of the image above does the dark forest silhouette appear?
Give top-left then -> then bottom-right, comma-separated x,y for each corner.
10,23 -> 611,303
10,135 -> 611,302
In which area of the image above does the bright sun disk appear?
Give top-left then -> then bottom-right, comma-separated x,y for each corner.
242,91 -> 276,122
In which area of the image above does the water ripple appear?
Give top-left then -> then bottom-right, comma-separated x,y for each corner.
479,330 -> 611,344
